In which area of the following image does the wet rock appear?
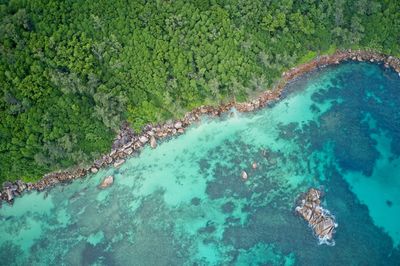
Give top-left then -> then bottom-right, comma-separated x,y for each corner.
113,159 -> 125,168
174,121 -> 182,129
91,167 -> 98,174
16,180 -> 26,193
252,162 -> 257,169
124,148 -> 133,155
110,149 -> 117,157
123,141 -> 133,149
241,171 -> 248,180
133,141 -> 142,150
5,187 -> 13,202
99,175 -> 114,189
314,218 -> 336,238
150,136 -> 157,149
139,136 -> 148,144
26,183 -> 34,191
295,188 -> 337,244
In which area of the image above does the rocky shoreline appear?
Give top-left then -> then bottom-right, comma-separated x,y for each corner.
1,49 -> 400,207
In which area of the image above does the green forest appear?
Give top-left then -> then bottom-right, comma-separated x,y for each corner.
0,0 -> 399,183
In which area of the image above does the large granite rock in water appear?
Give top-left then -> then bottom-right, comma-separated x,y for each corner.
295,188 -> 338,245
99,176 -> 114,189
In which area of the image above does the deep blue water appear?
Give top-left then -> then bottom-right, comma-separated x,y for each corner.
0,62 -> 400,265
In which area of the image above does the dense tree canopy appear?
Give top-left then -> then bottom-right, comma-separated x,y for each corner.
0,0 -> 399,183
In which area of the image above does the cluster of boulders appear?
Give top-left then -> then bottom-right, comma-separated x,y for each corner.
1,50 -> 400,207
0,180 -> 30,206
295,188 -> 338,244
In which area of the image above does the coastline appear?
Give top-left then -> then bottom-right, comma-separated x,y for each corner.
1,49 -> 400,206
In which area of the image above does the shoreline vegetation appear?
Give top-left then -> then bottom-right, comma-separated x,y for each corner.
1,0 -> 399,190
1,49 -> 400,206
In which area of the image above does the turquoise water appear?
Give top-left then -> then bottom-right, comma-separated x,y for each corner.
1,62 -> 400,265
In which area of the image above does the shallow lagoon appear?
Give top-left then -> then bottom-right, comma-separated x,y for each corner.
1,62 -> 400,265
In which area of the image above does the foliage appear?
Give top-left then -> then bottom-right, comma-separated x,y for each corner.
0,0 -> 399,183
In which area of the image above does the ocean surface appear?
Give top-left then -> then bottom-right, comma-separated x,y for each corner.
1,62 -> 400,265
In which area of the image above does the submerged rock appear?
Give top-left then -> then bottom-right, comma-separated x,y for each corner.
99,175 -> 114,189
150,136 -> 157,149
241,171 -> 248,180
295,188 -> 337,245
113,159 -> 125,168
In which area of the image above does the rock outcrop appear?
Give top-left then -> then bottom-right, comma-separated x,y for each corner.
295,188 -> 337,245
